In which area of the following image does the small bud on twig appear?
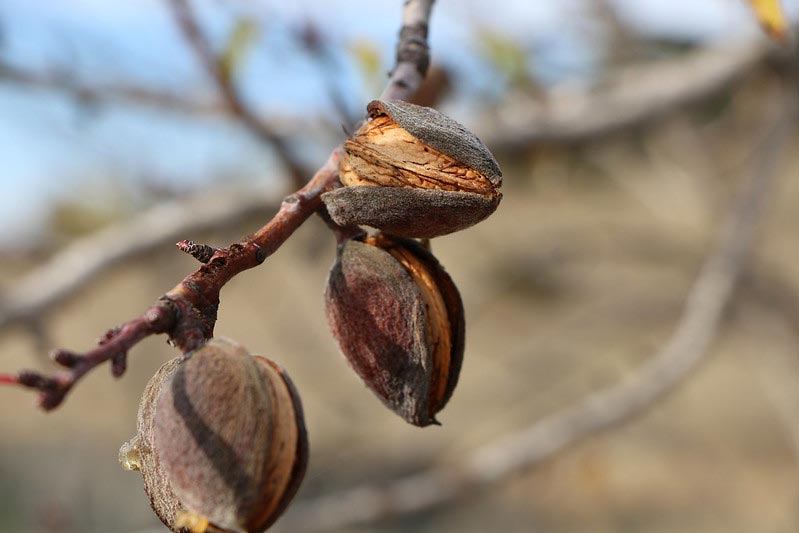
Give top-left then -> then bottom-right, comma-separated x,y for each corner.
51,349 -> 81,369
177,240 -> 219,264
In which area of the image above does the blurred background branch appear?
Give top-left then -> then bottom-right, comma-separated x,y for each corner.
480,37 -> 773,147
0,184 -> 283,331
0,37 -> 779,149
0,58 -> 226,116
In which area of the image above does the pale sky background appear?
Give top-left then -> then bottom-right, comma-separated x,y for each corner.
0,0 -> 796,246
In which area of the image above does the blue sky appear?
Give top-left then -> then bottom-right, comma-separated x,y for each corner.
0,0 -> 794,247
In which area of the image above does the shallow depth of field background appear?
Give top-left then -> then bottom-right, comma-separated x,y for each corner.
0,1 -> 797,532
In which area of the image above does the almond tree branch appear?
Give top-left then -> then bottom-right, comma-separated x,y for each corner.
279,85 -> 795,532
380,0 -> 434,101
0,0 -> 437,410
0,157 -> 339,409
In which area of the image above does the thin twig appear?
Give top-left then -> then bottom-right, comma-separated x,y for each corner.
17,306 -> 172,410
2,155 -> 340,409
278,85 -> 795,532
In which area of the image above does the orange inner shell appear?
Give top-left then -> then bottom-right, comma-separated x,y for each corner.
367,234 -> 452,416
341,114 -> 496,197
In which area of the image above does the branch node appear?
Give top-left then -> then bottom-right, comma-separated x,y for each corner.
396,23 -> 430,75
17,370 -> 54,390
111,352 -> 127,378
254,245 -> 267,264
51,349 -> 81,369
177,240 -> 218,263
145,305 -> 173,329
98,326 -> 122,346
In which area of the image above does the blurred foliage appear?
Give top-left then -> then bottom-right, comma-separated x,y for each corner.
475,28 -> 537,91
748,0 -> 789,42
349,39 -> 384,96
218,17 -> 260,83
46,200 -> 122,241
